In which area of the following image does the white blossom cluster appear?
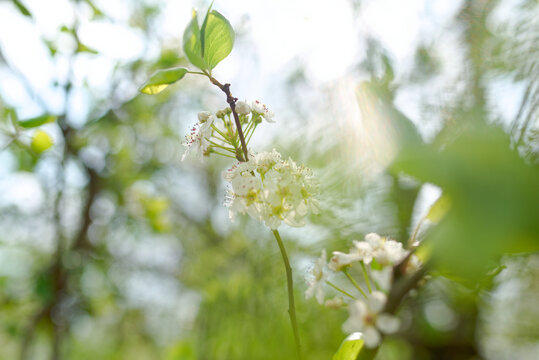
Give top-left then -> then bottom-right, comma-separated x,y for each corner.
223,149 -> 320,229
304,233 -> 421,348
181,100 -> 274,161
181,112 -> 215,161
329,233 -> 418,271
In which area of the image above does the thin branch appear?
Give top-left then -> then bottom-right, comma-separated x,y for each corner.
208,76 -> 249,162
384,264 -> 429,314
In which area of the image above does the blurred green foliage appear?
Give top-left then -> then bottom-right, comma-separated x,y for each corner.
0,0 -> 538,360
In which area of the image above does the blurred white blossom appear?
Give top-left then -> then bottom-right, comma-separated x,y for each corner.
305,249 -> 328,304
342,291 -> 400,348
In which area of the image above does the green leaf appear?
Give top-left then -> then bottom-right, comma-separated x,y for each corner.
183,10 -> 208,70
31,130 -> 53,153
18,114 -> 57,128
139,67 -> 189,95
333,335 -> 364,360
12,0 -> 32,18
201,10 -> 235,70
392,122 -> 539,280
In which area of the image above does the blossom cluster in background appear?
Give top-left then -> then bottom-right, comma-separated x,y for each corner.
305,233 -> 421,348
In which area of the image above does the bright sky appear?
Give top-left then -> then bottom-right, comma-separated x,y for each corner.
0,0 -> 524,219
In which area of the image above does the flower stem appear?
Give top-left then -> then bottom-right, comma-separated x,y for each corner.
246,123 -> 258,145
208,140 -> 236,153
343,268 -> 368,299
326,281 -> 357,300
211,124 -> 230,143
272,230 -> 303,360
211,150 -> 237,159
360,262 -> 372,293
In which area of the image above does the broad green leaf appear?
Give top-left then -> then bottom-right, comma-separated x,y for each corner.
392,122 -> 539,280
18,114 -> 57,128
183,10 -> 208,70
139,67 -> 188,95
12,0 -> 32,18
333,335 -> 364,360
202,10 -> 235,70
31,130 -> 53,153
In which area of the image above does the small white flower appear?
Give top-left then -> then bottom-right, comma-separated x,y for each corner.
235,100 -> 251,115
375,239 -> 406,266
252,100 -> 275,123
342,291 -> 400,348
198,111 -> 212,123
182,114 -> 216,161
363,326 -> 382,348
328,251 -> 362,271
305,249 -> 327,304
363,233 -> 407,266
181,124 -> 210,161
376,313 -> 400,334
365,233 -> 383,249
352,240 -> 374,264
367,291 -> 387,313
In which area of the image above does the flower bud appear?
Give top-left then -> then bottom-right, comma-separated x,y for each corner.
235,100 -> 251,115
198,111 -> 212,123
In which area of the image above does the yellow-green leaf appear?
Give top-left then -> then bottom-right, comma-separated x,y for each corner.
139,67 -> 189,95
31,130 -> 53,153
18,114 -> 57,128
333,335 -> 364,360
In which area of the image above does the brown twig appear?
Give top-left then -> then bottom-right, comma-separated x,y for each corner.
208,76 -> 249,162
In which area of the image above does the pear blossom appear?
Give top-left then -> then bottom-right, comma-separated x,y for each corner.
198,111 -> 212,122
252,100 -> 275,123
364,233 -> 407,266
352,240 -> 374,264
328,251 -> 363,271
305,249 -> 328,304
181,115 -> 215,161
342,291 -> 400,348
224,149 -> 319,229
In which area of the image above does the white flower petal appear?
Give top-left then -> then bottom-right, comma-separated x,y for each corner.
376,314 -> 400,334
368,291 -> 387,313
363,326 -> 381,348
